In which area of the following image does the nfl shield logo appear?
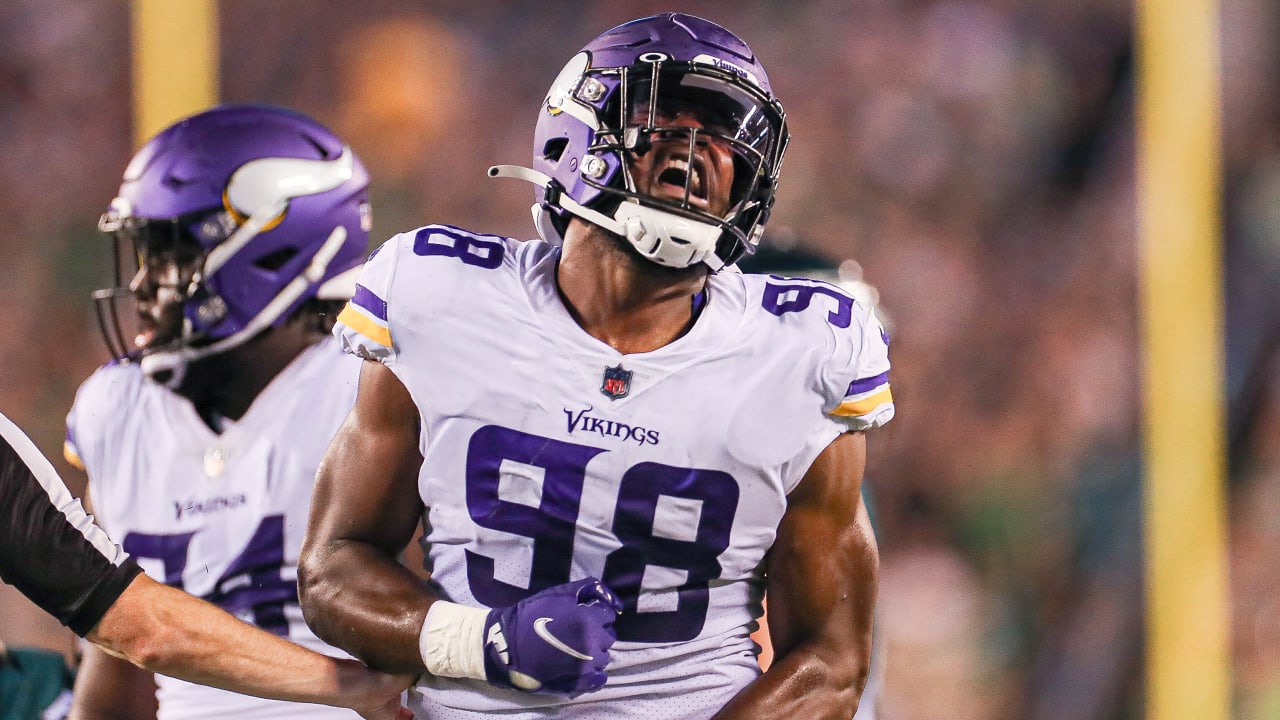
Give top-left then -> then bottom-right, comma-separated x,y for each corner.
601,364 -> 632,400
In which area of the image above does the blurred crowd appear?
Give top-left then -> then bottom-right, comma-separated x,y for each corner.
1,1 -> 1278,718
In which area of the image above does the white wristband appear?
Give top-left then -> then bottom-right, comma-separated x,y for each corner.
419,600 -> 490,680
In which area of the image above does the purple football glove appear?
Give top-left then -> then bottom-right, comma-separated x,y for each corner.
482,577 -> 623,696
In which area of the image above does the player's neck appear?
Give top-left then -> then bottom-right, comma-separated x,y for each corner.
557,221 -> 708,355
176,320 -> 324,430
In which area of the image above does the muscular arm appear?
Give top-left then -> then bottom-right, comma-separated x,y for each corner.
66,484 -> 161,720
0,418 -> 413,720
298,359 -> 437,673
79,574 -> 412,719
712,431 -> 879,720
66,485 -> 160,720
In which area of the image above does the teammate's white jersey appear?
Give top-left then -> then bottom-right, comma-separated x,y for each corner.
335,226 -> 894,719
64,339 -> 363,720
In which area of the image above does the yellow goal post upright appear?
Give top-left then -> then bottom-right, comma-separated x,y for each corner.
129,0 -> 219,148
1136,0 -> 1230,717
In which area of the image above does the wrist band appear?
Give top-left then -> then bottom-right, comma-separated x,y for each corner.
419,600 -> 489,680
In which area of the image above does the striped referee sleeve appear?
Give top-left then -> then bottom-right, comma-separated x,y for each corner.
0,411 -> 142,636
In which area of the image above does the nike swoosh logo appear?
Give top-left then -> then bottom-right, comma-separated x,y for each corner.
533,617 -> 593,660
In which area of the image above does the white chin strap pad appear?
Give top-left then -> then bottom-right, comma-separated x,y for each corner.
489,164 -> 724,271
139,352 -> 188,389
611,202 -> 721,270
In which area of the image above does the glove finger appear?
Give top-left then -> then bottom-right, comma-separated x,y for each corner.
583,619 -> 618,655
576,580 -> 623,613
592,630 -> 617,655
582,601 -> 623,631
573,669 -> 608,696
591,646 -> 612,672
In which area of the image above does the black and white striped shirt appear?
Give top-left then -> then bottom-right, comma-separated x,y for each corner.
0,411 -> 141,636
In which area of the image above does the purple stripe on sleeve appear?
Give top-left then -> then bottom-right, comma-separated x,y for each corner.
352,284 -> 388,321
845,371 -> 889,398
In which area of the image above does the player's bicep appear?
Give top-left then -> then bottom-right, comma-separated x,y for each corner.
765,432 -> 877,664
307,359 -> 423,556
69,644 -> 158,720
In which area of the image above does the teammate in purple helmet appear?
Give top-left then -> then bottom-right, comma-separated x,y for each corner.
66,104 -> 384,719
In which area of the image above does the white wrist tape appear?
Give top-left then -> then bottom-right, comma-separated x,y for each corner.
419,600 -> 490,680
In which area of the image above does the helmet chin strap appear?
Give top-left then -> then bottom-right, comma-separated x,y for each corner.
140,225 -> 351,389
488,164 -> 725,271
488,165 -> 627,236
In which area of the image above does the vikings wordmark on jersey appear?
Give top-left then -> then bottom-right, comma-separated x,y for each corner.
333,225 -> 893,718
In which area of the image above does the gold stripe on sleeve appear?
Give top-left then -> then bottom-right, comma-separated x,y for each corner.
337,304 -> 394,348
829,386 -> 894,418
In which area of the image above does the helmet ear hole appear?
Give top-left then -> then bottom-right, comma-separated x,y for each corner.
253,247 -> 299,272
542,138 -> 570,163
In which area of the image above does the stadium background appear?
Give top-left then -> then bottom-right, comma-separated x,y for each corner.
1,1 -> 1278,718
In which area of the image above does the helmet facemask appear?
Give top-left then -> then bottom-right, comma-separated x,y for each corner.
584,61 -> 786,268
94,210 -> 219,369
96,197 -> 360,388
493,47 -> 789,271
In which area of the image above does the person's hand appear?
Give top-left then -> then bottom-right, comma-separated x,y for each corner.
354,687 -> 413,720
483,577 -> 622,696
339,661 -> 415,720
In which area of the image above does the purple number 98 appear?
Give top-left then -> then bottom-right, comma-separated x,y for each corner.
464,425 -> 739,643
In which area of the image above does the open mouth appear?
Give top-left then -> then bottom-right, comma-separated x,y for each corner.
133,317 -> 162,350
133,306 -> 181,351
655,156 -> 707,205
134,324 -> 158,351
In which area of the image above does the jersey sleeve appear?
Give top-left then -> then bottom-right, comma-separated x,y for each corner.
64,377 -> 92,472
63,363 -> 141,484
824,304 -> 895,431
333,234 -> 403,365
0,412 -> 142,636
334,225 -> 513,368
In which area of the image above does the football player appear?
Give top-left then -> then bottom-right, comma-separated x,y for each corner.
64,104 -> 374,719
299,14 -> 893,719
0,411 -> 412,720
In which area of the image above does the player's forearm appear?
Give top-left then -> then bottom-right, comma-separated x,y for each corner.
88,575 -> 403,711
711,643 -> 867,720
732,458 -> 879,720
298,538 -> 436,673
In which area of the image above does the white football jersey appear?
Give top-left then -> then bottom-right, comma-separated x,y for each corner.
335,226 -> 894,719
64,339 -> 363,720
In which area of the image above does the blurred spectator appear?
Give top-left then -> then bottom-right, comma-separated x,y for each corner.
0,640 -> 74,720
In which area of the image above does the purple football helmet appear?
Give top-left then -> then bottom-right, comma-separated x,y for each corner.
489,13 -> 789,270
95,104 -> 370,383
